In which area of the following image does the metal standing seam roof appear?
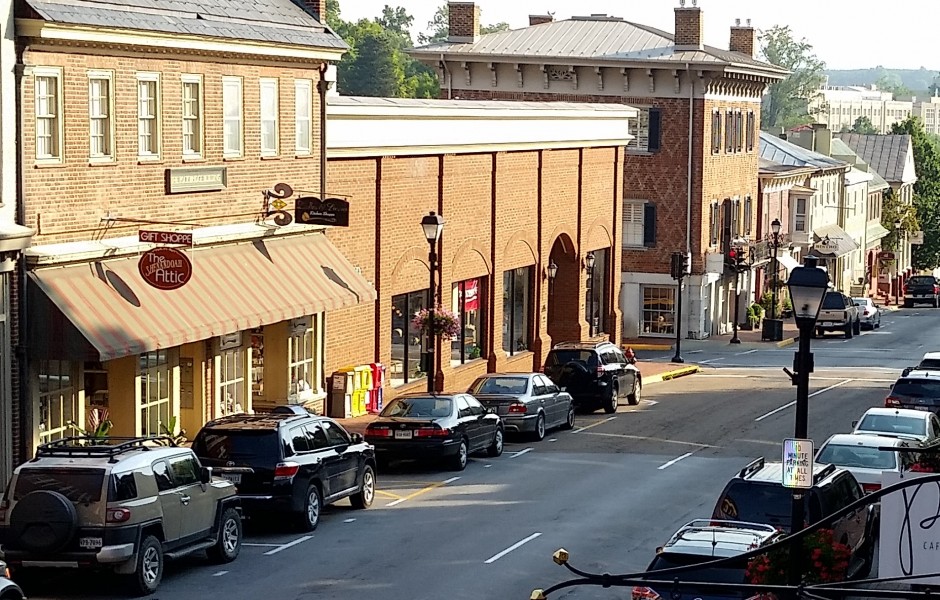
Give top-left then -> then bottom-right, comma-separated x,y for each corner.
758,132 -> 848,171
834,133 -> 914,184
28,233 -> 376,362
328,95 -> 636,115
23,0 -> 347,50
410,17 -> 787,75
758,157 -> 815,177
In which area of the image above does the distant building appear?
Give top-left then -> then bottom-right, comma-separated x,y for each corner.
809,85 -> 913,134
913,94 -> 940,136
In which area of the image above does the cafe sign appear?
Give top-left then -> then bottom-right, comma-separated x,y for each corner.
138,247 -> 193,291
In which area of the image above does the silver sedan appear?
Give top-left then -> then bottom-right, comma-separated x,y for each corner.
853,297 -> 882,330
468,373 -> 575,441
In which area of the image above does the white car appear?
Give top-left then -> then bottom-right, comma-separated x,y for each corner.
815,433 -> 917,494
852,407 -> 940,446
853,297 -> 882,330
0,560 -> 25,600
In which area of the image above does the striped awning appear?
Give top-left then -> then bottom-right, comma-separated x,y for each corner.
28,233 -> 376,361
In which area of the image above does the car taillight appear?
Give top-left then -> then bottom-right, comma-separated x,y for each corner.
632,587 -> 661,600
904,285 -> 911,292
862,483 -> 881,494
863,309 -> 871,315
934,285 -> 939,294
106,508 -> 131,523
596,365 -> 604,378
508,403 -> 527,414
886,396 -> 902,407
415,426 -> 451,438
365,426 -> 393,438
274,462 -> 301,481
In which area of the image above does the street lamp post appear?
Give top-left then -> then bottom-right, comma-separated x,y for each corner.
894,219 -> 903,306
421,211 -> 445,394
770,218 -> 782,321
784,255 -> 830,587
586,252 -> 596,337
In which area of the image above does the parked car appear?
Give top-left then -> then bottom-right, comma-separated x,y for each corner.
815,433 -> 917,494
853,297 -> 882,329
365,393 -> 503,471
886,370 -> 940,417
0,437 -> 241,596
852,407 -> 940,446
815,291 -> 860,338
633,520 -> 785,600
904,274 -> 940,308
542,341 -> 641,413
901,351 -> 940,377
192,408 -> 376,532
711,457 -> 876,579
467,373 -> 575,440
0,560 -> 24,600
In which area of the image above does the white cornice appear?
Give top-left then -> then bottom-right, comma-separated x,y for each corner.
16,19 -> 346,62
328,140 -> 633,159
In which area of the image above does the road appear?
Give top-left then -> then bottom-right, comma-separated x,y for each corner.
22,307 -> 937,600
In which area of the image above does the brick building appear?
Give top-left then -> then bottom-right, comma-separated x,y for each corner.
323,96 -> 635,397
15,0 -> 357,454
411,2 -> 787,339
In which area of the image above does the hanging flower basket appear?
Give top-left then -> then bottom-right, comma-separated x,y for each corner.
412,306 -> 461,340
746,528 -> 851,588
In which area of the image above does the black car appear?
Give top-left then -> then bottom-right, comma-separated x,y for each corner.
542,341 -> 641,413
191,407 -> 376,532
711,458 -> 876,579
886,370 -> 940,416
365,393 -> 503,471
904,275 -> 940,308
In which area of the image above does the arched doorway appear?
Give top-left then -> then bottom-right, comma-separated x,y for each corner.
547,234 -> 582,345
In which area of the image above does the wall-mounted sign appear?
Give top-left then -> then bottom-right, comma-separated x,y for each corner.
290,316 -> 312,336
814,237 -> 840,255
295,196 -> 350,227
139,230 -> 194,246
166,166 -> 227,194
138,247 -> 193,291
781,438 -> 813,489
911,231 -> 925,245
219,332 -> 242,351
878,251 -> 896,260
880,472 -> 940,584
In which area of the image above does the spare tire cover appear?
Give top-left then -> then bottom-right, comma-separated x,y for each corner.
559,361 -> 591,386
9,490 -> 78,553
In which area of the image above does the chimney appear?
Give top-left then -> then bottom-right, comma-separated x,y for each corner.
729,18 -> 756,58
529,14 -> 554,26
448,2 -> 481,43
306,0 -> 325,22
674,0 -> 703,51
810,123 -> 832,156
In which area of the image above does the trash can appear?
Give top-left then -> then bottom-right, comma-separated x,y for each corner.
329,369 -> 355,419
761,318 -> 784,342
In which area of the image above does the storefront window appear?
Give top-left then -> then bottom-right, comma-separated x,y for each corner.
218,346 -> 246,416
587,249 -> 609,335
642,286 -> 677,337
38,360 -> 79,443
391,291 -> 428,387
289,315 -> 321,403
502,267 -> 533,355
250,328 -> 264,405
139,350 -> 172,437
451,278 -> 486,366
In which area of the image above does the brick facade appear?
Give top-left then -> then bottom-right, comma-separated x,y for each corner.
729,25 -> 757,58
448,2 -> 480,40
674,7 -> 703,49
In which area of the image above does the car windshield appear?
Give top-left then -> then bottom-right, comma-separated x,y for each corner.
919,359 -> 940,370
380,397 -> 453,418
893,379 -> 940,398
469,377 -> 529,395
909,276 -> 935,286
822,293 -> 845,309
853,298 -> 871,307
193,430 -> 282,461
647,553 -> 748,584
546,350 -> 599,367
13,467 -> 105,504
715,482 -> 811,526
856,414 -> 926,437
816,443 -> 898,470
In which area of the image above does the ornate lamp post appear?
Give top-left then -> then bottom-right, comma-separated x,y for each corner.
761,218 -> 786,342
421,211 -> 445,393
894,219 -> 902,306
547,260 -> 558,295
585,252 -> 596,337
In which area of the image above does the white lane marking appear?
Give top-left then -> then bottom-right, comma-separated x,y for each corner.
343,518 -> 356,523
243,543 -> 283,548
548,438 -> 558,443
754,379 -> 853,422
484,464 -> 493,468
687,350 -> 704,354
735,349 -> 759,355
572,416 -> 617,434
700,357 -> 726,364
484,532 -> 543,564
645,400 -> 659,406
701,374 -> 896,383
264,535 -> 313,556
511,448 -> 534,458
213,571 -> 229,577
658,452 -> 694,470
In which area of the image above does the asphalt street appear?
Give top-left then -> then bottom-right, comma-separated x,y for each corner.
22,307 -> 940,600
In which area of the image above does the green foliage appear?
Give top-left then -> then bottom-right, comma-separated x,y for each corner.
876,71 -> 913,99
417,3 -> 510,45
825,66 -> 937,92
67,407 -> 112,441
851,116 -> 877,135
889,117 -> 940,269
747,303 -> 763,324
759,290 -> 778,314
158,416 -> 188,446
759,25 -> 827,130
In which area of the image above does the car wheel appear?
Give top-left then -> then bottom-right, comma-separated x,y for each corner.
128,535 -> 163,596
856,535 -> 875,580
207,507 -> 242,563
451,438 -> 469,471
532,414 -> 546,441
561,405 -> 576,430
350,465 -> 375,509
934,297 -> 939,308
875,315 -> 881,329
627,380 -> 641,406
845,322 -> 853,339
853,319 -> 861,335
488,427 -> 504,457
603,385 -> 619,414
298,484 -> 322,532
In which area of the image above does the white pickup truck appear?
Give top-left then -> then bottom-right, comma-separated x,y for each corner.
815,291 -> 860,339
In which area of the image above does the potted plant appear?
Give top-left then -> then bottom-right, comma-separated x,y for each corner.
67,408 -> 112,444
412,306 -> 461,340
781,296 -> 793,318
746,528 -> 851,588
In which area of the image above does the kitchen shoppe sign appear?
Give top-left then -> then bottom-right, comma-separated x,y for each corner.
880,472 -> 940,584
138,247 -> 193,290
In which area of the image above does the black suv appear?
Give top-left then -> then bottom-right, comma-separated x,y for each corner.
904,275 -> 940,308
192,407 -> 376,532
711,458 -> 877,579
542,341 -> 641,413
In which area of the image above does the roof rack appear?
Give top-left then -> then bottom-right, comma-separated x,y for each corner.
33,436 -> 177,463
683,519 -> 779,534
813,463 -> 837,484
738,457 -> 765,479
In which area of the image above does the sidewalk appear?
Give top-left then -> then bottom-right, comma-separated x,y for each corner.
336,360 -> 699,435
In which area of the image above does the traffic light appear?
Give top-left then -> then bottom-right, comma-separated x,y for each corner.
670,252 -> 684,280
736,247 -> 748,270
682,252 -> 691,276
726,247 -> 738,269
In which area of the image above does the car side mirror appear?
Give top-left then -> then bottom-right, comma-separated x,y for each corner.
200,466 -> 212,484
851,420 -> 858,428
350,432 -> 364,444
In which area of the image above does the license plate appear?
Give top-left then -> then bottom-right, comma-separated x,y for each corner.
916,295 -> 924,298
821,322 -> 834,327
222,473 -> 242,484
394,430 -> 413,440
79,537 -> 103,550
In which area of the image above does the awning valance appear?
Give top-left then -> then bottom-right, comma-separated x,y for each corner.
809,224 -> 860,258
866,223 -> 891,248
28,233 -> 376,361
775,253 -> 801,273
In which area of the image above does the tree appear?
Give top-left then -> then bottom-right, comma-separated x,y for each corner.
851,116 -> 877,135
337,21 -> 403,97
376,4 -> 414,43
890,117 -> 940,269
417,3 -> 510,45
759,26 -> 827,130
876,72 -> 913,100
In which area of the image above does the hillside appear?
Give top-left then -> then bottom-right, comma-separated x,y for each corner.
825,67 -> 938,93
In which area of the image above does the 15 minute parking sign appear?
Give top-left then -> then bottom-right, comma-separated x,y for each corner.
782,438 -> 814,489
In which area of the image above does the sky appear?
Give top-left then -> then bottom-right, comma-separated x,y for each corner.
335,0 -> 935,71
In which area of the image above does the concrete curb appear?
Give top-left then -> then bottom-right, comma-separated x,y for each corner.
626,343 -> 673,351
643,365 -> 700,385
776,337 -> 798,348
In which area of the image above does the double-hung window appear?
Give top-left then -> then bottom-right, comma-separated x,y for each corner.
295,79 -> 312,155
34,68 -> 63,162
711,110 -> 722,154
88,71 -> 114,161
623,200 -> 656,248
734,111 -> 744,152
260,78 -> 279,156
181,75 -> 203,157
709,202 -> 720,246
630,107 -> 662,153
725,110 -> 734,152
222,76 -> 243,157
746,111 -> 756,151
137,73 -> 160,158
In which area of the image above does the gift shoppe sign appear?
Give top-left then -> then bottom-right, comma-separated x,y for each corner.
880,472 -> 940,585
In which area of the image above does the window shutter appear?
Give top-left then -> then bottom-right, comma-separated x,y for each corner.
647,108 -> 661,152
643,204 -> 656,247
